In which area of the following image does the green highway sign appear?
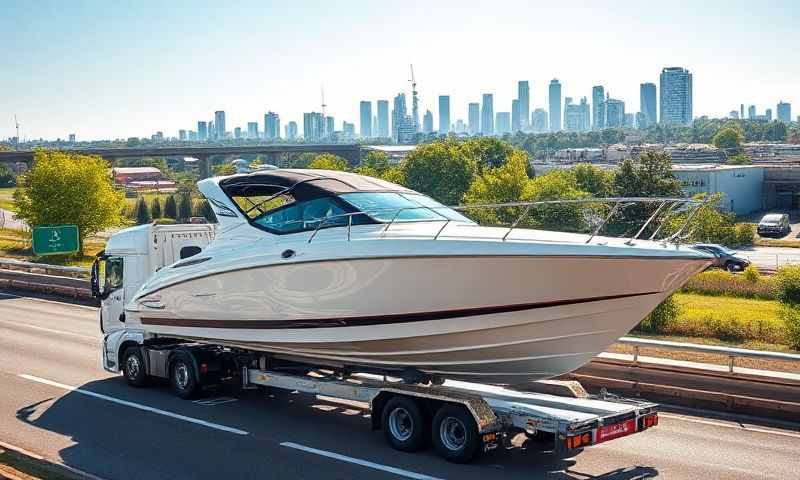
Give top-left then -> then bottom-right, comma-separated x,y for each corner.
32,225 -> 80,256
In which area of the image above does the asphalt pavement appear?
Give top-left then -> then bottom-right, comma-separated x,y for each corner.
0,291 -> 798,479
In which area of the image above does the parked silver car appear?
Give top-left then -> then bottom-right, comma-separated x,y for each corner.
757,213 -> 790,237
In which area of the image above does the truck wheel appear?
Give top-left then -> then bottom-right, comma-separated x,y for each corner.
122,347 -> 148,387
725,262 -> 738,272
382,396 -> 426,452
170,355 -> 199,399
431,405 -> 480,463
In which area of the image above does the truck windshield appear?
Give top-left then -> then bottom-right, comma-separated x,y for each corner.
338,192 -> 474,223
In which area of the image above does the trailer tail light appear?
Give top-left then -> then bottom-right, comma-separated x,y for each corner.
565,432 -> 591,449
641,413 -> 658,430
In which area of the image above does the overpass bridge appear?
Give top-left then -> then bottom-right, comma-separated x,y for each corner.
0,144 -> 363,178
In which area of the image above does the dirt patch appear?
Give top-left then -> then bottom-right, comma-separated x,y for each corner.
0,447 -> 83,480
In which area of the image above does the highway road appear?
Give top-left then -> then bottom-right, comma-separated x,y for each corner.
0,291 -> 798,480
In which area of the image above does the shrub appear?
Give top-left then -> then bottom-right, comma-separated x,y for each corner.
682,270 -> 775,300
151,197 -> 162,218
778,305 -> 800,349
178,193 -> 193,221
163,195 -> 177,219
734,223 -> 756,246
743,264 -> 761,283
637,294 -> 679,333
774,265 -> 800,305
134,197 -> 151,224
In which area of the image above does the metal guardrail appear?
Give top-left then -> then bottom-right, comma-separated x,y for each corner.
0,258 -> 89,278
618,336 -> 800,373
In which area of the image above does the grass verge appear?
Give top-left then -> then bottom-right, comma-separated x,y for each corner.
754,237 -> 800,248
0,187 -> 15,211
0,228 -> 105,269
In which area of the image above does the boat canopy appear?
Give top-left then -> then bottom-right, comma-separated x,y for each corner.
219,169 -> 415,202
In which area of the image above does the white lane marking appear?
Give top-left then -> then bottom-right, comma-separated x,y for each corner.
660,413 -> 800,439
0,291 -> 97,310
0,317 -> 95,340
18,374 -> 249,436
193,397 -> 239,407
281,442 -> 442,480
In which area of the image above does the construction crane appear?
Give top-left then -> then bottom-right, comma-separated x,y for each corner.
13,115 -> 20,150
320,86 -> 327,137
409,65 -> 419,132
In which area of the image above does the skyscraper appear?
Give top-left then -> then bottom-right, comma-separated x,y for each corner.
592,86 -> 605,130
178,130 -> 186,141
748,105 -> 756,119
766,108 -> 773,122
392,93 -> 407,141
286,121 -> 298,140
481,93 -> 494,135
729,110 -> 740,119
438,96 -> 450,134
778,101 -> 792,123
247,122 -> 258,139
342,121 -> 355,139
532,109 -> 548,133
377,100 -> 389,138
639,83 -> 657,128
324,116 -> 334,138
468,103 -> 480,135
564,97 -> 590,132
511,99 -> 520,132
264,112 -> 280,140
740,104 -> 745,119
423,110 -> 433,134
359,101 -> 372,137
518,81 -> 530,130
495,112 -> 511,135
604,96 -> 625,127
197,121 -> 208,141
214,111 -> 226,139
303,112 -> 323,141
659,67 -> 692,125
548,79 -> 562,132
234,127 -> 242,139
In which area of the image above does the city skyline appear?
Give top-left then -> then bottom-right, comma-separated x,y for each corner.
2,0 -> 800,140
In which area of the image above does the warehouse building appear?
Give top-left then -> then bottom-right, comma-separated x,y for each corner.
672,164 -> 764,215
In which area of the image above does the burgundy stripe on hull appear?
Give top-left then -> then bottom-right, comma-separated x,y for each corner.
140,290 -> 660,329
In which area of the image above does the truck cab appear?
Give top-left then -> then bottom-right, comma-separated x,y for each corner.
91,223 -> 215,334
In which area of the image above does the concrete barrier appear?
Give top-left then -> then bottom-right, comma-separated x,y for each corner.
0,269 -> 94,302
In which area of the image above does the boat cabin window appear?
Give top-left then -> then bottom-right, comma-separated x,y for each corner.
252,196 -> 355,234
338,192 -> 473,223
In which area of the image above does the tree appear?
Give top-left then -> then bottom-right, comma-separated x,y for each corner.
611,151 -> 683,235
0,164 -> 15,188
354,151 -> 390,178
308,153 -> 348,171
150,196 -> 162,218
727,153 -> 751,165
196,199 -> 217,223
178,193 -> 193,221
463,150 -> 530,224
400,142 -> 474,205
14,150 -> 125,253
163,195 -> 178,219
524,170 -> 589,231
134,197 -> 151,224
458,137 -> 513,172
287,152 -> 317,168
571,163 -> 613,197
212,162 -> 237,176
711,127 -> 743,150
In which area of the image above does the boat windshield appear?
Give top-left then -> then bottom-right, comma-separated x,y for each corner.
338,192 -> 474,223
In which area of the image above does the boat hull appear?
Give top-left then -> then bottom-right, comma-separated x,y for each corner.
128,255 -> 708,384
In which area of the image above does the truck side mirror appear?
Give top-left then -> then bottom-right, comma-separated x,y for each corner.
90,258 -> 101,298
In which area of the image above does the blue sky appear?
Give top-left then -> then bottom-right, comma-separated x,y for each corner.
1,0 -> 798,140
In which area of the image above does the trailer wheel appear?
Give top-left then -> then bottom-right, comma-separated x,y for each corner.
170,355 -> 199,399
431,405 -> 480,463
122,347 -> 148,387
381,396 -> 426,452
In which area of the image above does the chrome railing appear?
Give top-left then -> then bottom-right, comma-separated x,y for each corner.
299,196 -> 707,244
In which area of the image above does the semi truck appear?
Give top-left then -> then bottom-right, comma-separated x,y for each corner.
92,223 -> 659,463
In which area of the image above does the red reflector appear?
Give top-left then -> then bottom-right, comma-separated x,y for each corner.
200,363 -> 208,373
582,433 -> 591,444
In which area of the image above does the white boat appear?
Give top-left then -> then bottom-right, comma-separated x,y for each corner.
125,169 -> 712,385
